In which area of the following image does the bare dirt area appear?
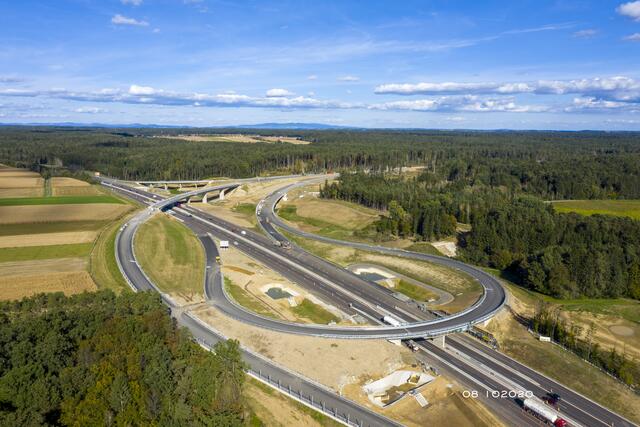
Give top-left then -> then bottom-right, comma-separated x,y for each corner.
0,168 -> 41,177
343,375 -> 503,427
0,271 -> 97,301
0,231 -> 98,248
562,310 -> 640,359
159,134 -> 311,145
431,239 -> 458,257
0,177 -> 43,188
192,304 -> 413,391
0,187 -> 43,198
50,177 -> 90,187
0,203 -> 129,224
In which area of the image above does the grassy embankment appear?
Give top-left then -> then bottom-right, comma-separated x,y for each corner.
224,277 -> 278,318
134,213 -> 204,302
283,231 -> 480,313
551,199 -> 640,219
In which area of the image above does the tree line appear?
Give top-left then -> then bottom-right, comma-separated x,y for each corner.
321,171 -> 640,300
0,291 -> 248,426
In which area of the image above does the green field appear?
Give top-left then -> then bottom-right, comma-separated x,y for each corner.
0,220 -> 110,236
278,205 -> 369,241
0,243 -> 93,262
290,299 -> 339,324
551,199 -> 640,220
0,195 -> 124,206
135,214 -> 204,298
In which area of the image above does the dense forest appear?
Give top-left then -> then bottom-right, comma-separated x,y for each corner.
322,172 -> 640,300
1,127 -> 640,189
0,291 -> 247,426
2,126 -> 640,300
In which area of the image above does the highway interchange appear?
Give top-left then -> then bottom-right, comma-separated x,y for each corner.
105,175 -> 635,427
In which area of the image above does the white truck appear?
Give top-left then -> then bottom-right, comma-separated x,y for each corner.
382,315 -> 402,327
219,240 -> 229,250
522,398 -> 568,427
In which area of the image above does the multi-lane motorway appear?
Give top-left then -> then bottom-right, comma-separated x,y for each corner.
107,176 -> 635,427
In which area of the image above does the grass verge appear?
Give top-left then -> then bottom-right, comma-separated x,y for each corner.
89,215 -> 133,293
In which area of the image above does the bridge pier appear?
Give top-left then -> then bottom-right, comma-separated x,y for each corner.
432,335 -> 446,349
219,189 -> 226,200
202,192 -> 208,203
164,183 -> 168,191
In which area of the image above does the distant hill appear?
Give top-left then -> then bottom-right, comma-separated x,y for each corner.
0,122 -> 354,130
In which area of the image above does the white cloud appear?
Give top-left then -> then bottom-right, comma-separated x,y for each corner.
624,33 -> 640,41
74,107 -> 107,114
265,88 -> 295,97
337,75 -> 360,82
565,97 -> 640,112
121,0 -> 143,5
307,74 -> 318,80
375,76 -> 640,102
369,95 -> 549,113
129,84 -> 157,95
617,1 -> 640,21
111,14 -> 149,27
573,29 -> 598,38
0,76 -> 23,83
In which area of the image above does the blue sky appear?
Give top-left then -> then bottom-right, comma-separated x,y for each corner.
1,0 -> 640,129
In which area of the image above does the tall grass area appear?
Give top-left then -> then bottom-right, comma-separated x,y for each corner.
551,199 -> 640,220
394,279 -> 438,302
278,205 -> 372,241
89,216 -> 131,292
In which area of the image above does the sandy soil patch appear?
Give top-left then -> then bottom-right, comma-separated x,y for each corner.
0,187 -> 43,198
0,169 -> 41,177
218,177 -> 311,206
609,325 -> 634,337
432,240 -> 457,257
0,203 -> 129,224
51,177 -> 90,187
0,257 -> 87,276
343,373 -> 503,427
159,134 -> 311,145
0,177 -> 43,188
0,271 -> 96,301
192,304 -> 412,391
0,231 -> 98,248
